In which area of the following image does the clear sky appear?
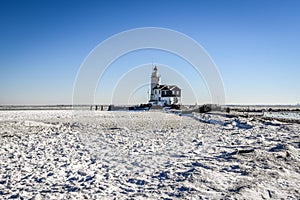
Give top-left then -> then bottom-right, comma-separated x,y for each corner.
0,0 -> 299,105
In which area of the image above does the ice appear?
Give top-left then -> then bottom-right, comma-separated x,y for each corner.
0,110 -> 299,199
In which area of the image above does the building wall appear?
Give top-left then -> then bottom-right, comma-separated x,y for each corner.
161,88 -> 181,97
151,88 -> 181,105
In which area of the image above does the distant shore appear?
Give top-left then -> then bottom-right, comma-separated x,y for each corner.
0,104 -> 299,111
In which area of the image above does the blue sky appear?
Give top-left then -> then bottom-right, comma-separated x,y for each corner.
0,0 -> 299,105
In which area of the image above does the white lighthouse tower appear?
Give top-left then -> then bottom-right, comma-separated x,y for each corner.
150,66 -> 160,101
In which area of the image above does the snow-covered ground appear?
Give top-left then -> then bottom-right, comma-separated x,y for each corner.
0,110 -> 299,199
264,111 -> 300,121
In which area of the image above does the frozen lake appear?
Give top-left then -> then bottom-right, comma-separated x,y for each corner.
264,111 -> 300,120
0,110 -> 299,199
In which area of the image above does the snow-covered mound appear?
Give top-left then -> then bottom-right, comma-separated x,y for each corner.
0,110 -> 299,199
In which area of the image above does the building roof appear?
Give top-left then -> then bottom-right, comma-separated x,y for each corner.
153,84 -> 181,90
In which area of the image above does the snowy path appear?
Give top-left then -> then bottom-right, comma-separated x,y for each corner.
0,111 -> 299,199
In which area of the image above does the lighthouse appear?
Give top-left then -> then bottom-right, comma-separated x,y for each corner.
148,66 -> 181,106
150,66 -> 160,101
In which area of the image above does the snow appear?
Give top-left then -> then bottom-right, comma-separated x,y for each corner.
264,111 -> 300,120
0,110 -> 299,199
